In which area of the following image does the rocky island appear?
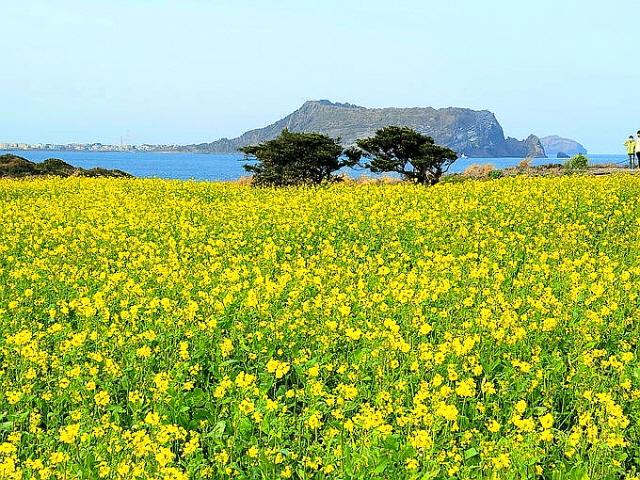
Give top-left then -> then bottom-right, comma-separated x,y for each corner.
1,103 -> 587,160
190,100 -> 547,158
540,135 -> 588,157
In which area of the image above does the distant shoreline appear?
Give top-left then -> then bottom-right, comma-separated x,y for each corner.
0,148 -> 192,155
0,149 -> 620,156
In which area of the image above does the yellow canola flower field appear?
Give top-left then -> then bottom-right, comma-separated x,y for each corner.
2,176 -> 640,479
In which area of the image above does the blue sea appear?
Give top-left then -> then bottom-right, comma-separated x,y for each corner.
0,150 -> 629,181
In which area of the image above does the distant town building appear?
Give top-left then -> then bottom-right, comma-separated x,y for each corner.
0,141 -> 194,153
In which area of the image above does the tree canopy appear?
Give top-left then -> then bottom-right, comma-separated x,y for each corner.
240,129 -> 358,187
347,126 -> 458,185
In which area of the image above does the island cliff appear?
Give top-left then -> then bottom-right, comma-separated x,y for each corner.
191,100 -> 546,158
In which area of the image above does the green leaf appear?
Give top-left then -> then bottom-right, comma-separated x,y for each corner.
383,434 -> 400,451
464,448 -> 478,460
373,459 -> 388,475
238,417 -> 253,435
211,420 -> 226,439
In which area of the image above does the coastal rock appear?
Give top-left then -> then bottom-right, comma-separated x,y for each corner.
504,134 -> 547,158
541,135 -> 587,156
194,100 -> 547,158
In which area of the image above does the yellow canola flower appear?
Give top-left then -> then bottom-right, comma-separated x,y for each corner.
1,176 -> 640,478
266,359 -> 290,379
435,402 -> 459,421
94,391 -> 110,407
540,413 -> 554,430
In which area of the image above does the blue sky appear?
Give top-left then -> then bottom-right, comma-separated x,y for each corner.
1,0 -> 636,152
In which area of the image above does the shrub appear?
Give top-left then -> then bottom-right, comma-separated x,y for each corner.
37,158 -> 75,175
0,154 -> 38,176
565,154 -> 589,170
236,176 -> 253,186
518,158 -> 533,169
463,164 -> 495,179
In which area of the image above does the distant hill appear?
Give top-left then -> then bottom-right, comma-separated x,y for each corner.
0,154 -> 132,178
540,135 -> 587,156
191,100 -> 546,158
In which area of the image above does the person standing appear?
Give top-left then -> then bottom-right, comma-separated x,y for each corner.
625,135 -> 636,168
636,132 -> 640,169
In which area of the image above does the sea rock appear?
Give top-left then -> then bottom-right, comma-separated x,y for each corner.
541,135 -> 587,156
